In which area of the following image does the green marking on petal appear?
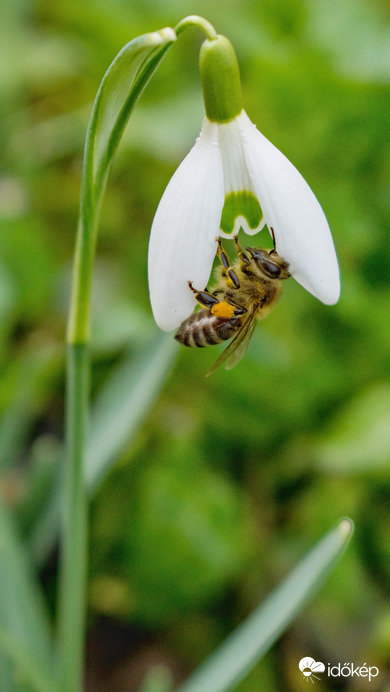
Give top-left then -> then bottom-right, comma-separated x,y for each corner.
220,191 -> 262,234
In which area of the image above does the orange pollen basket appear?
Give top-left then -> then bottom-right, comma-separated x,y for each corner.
211,301 -> 236,319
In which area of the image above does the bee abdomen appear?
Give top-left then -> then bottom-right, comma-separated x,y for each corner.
175,309 -> 240,348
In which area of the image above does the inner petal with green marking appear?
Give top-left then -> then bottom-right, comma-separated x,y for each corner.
220,190 -> 262,235
216,117 -> 264,238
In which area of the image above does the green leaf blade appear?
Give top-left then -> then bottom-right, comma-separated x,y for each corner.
0,628 -> 59,692
0,496 -> 54,687
85,331 -> 178,490
176,519 -> 353,692
26,332 -> 178,566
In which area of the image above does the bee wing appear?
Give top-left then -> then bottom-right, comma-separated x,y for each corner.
206,309 -> 258,376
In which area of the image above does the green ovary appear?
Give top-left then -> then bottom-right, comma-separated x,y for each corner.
220,191 -> 262,234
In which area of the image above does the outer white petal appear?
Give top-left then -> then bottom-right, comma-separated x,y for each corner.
238,111 -> 340,304
148,118 -> 224,330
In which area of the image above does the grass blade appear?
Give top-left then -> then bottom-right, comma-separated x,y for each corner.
0,628 -> 59,692
27,332 -> 178,566
0,495 -> 53,683
176,519 -> 354,692
85,331 -> 178,490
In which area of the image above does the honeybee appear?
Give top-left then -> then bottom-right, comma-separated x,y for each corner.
175,234 -> 290,375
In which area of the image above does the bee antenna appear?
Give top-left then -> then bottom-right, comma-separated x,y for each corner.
270,226 -> 277,250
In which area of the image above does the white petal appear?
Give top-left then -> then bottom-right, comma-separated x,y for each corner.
148,118 -> 224,330
238,111 -> 340,304
217,117 -> 264,237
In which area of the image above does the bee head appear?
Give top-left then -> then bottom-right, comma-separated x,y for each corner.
246,247 -> 290,280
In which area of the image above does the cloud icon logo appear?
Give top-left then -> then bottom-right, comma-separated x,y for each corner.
299,657 -> 325,681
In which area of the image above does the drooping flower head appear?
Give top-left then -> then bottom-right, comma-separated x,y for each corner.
148,32 -> 340,331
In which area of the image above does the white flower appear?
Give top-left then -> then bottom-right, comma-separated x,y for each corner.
148,109 -> 340,331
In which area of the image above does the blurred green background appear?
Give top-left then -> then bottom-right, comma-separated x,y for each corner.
1,0 -> 390,689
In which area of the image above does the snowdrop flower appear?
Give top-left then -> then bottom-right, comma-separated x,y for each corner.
148,34 -> 340,331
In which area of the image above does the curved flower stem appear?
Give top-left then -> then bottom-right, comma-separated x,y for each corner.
67,34 -> 174,345
57,16 -> 219,688
57,28 -> 176,692
174,15 -> 218,41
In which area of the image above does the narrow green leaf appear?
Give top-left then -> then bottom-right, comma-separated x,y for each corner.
0,496 -> 53,680
176,519 -> 354,692
0,343 -> 60,471
16,436 -> 60,537
0,627 -> 59,692
85,331 -> 178,490
27,332 -> 178,566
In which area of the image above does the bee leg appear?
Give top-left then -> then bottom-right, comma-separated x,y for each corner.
188,281 -> 220,309
234,235 -> 251,267
188,281 -> 246,317
216,239 -> 241,289
216,239 -> 230,273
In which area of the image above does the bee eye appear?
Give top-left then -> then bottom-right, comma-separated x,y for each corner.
260,259 -> 281,278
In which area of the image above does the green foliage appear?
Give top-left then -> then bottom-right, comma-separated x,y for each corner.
0,497 -> 57,691
313,382 -> 390,474
1,0 -> 389,689
175,520 -> 352,692
91,446 -> 255,625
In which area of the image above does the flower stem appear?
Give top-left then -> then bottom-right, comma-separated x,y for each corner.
57,343 -> 89,691
67,120 -> 100,345
174,15 -> 218,41
57,115 -> 96,691
57,27 -> 176,691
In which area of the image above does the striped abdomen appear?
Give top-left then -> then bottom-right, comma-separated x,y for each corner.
175,309 -> 241,348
